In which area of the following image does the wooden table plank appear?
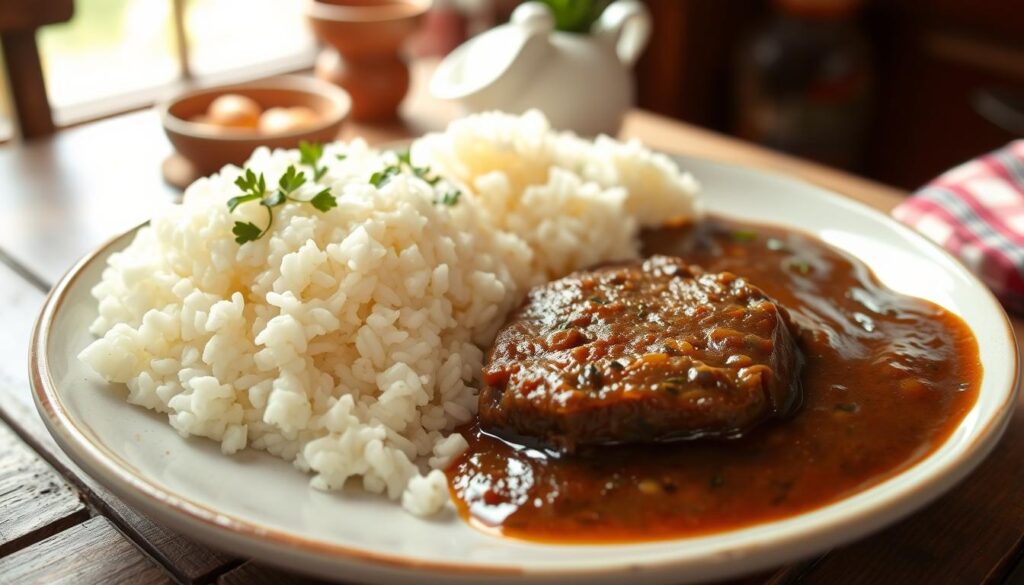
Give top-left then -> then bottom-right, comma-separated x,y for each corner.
0,516 -> 171,585
621,110 -> 908,211
0,110 -> 179,286
0,263 -> 236,583
0,418 -> 87,557
93,495 -> 237,585
0,261 -> 50,418
218,562 -> 329,585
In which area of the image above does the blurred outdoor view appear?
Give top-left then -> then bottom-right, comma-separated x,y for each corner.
0,62 -> 11,140
36,0 -> 315,123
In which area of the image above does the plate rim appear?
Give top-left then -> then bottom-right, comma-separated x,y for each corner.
29,154 -> 1021,581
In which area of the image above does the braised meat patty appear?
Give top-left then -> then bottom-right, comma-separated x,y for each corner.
479,255 -> 803,451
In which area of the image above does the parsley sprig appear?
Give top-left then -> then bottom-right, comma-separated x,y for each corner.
437,190 -> 461,206
368,150 -> 461,206
228,165 -> 337,245
299,141 -> 329,181
228,145 -> 461,245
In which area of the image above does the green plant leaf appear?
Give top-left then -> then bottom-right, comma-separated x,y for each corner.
537,0 -> 611,32
227,193 -> 261,212
436,190 -> 461,206
278,166 -> 306,194
310,188 -> 337,212
299,141 -> 323,168
232,221 -> 263,244
369,165 -> 400,187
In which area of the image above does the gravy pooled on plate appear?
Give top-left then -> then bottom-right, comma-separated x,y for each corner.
448,216 -> 982,543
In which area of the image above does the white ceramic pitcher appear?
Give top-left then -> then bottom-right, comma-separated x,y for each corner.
430,1 -> 651,136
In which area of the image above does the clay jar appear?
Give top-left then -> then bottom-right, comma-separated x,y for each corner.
306,0 -> 430,122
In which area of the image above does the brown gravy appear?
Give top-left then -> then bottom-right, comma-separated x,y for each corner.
446,216 -> 982,543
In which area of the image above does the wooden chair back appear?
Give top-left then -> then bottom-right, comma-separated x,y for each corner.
0,0 -> 74,139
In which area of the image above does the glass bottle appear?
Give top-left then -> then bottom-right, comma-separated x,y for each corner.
735,0 -> 873,170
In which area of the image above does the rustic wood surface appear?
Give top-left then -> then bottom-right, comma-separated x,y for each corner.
217,563 -> 328,585
0,262 -> 236,584
0,419 -> 86,556
0,60 -> 1021,584
0,517 -> 171,585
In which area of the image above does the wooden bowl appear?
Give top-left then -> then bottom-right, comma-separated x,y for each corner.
159,76 -> 351,178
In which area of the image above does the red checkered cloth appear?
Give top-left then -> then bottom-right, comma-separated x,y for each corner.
893,140 -> 1024,313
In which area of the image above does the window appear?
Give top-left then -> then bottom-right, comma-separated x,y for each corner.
39,0 -> 181,123
0,51 -> 13,141
37,0 -> 316,127
186,0 -> 315,78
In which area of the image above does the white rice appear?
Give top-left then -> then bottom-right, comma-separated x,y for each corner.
78,111 -> 700,515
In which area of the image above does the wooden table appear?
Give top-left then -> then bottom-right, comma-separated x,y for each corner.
2,69 -> 1023,585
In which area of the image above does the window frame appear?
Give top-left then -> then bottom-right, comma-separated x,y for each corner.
40,0 -> 319,130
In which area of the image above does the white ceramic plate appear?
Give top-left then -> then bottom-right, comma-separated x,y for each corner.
31,156 -> 1019,584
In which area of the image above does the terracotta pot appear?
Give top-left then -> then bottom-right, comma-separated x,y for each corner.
159,76 -> 351,177
306,0 -> 431,122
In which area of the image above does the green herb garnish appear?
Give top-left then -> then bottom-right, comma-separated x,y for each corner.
310,189 -> 337,212
231,221 -> 263,244
369,165 -> 400,187
228,169 -> 267,212
278,165 -> 306,193
370,149 -> 461,205
782,257 -> 813,275
299,141 -> 329,181
732,229 -> 757,243
436,190 -> 461,206
418,169 -> 442,186
227,165 -> 337,244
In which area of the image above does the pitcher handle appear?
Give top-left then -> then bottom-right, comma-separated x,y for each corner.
511,2 -> 556,38
594,0 -> 651,68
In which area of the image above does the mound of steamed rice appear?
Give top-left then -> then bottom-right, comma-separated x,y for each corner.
78,111 -> 700,516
